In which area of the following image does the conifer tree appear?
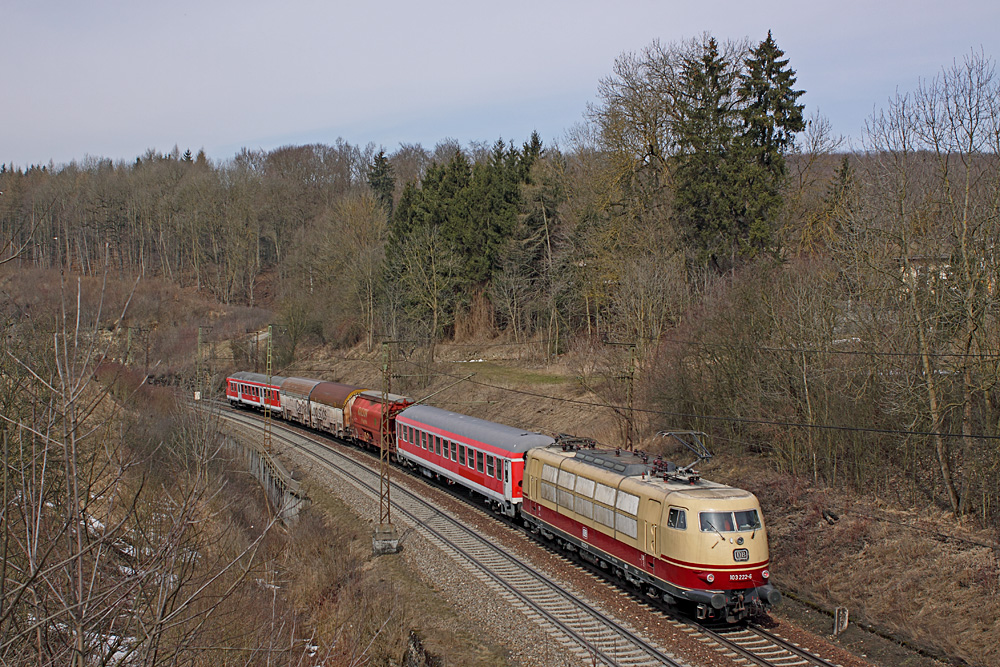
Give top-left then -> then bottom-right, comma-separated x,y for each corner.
367,150 -> 395,217
672,37 -> 744,267
737,31 -> 806,244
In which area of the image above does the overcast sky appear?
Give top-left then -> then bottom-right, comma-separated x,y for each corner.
3,0 -> 998,169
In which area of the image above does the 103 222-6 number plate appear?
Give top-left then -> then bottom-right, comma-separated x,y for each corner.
733,548 -> 749,562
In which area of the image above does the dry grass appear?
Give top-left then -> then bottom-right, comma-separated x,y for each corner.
290,337 -> 1000,666
730,464 -> 1000,666
289,479 -> 511,666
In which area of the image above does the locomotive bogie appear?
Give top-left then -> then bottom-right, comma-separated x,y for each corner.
523,445 -> 779,622
224,369 -> 780,623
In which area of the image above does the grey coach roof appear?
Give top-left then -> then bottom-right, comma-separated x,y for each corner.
398,404 -> 555,454
230,371 -> 288,385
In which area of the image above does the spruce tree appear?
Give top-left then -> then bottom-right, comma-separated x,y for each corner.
367,150 -> 395,217
737,31 -> 806,252
672,37 -> 744,267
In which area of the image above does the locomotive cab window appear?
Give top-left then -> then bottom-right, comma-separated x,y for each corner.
734,509 -> 761,531
700,511 -> 735,532
667,508 -> 687,530
699,510 -> 761,532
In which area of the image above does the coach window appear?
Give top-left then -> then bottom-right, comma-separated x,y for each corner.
667,508 -> 687,530
459,445 -> 466,466
419,431 -> 426,449
476,451 -> 484,473
450,441 -> 457,461
486,455 -> 495,478
433,436 -> 440,456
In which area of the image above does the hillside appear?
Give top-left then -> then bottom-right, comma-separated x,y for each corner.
276,338 -> 998,666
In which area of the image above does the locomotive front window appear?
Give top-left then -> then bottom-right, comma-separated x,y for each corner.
734,509 -> 761,531
700,511 -> 735,532
699,510 -> 759,532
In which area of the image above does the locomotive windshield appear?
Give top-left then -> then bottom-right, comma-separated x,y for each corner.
699,509 -> 761,533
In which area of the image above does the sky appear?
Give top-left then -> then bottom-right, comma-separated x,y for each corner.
3,0 -> 998,169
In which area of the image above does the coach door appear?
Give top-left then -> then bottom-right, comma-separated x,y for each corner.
503,459 -> 511,500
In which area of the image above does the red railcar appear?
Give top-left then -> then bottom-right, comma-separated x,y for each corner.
349,390 -> 414,449
226,372 -> 285,413
394,404 -> 554,517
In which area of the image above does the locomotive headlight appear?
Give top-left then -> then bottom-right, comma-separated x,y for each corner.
762,569 -> 769,579
706,573 -> 715,583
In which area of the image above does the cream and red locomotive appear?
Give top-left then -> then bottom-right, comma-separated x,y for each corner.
225,371 -> 780,622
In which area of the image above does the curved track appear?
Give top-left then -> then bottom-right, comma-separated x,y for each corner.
215,402 -> 846,667
217,405 -> 686,667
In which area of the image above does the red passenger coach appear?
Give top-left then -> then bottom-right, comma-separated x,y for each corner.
226,372 -> 285,413
395,405 -> 555,517
349,391 -> 414,449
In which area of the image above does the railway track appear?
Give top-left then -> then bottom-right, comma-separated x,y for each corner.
213,402 -> 846,667
216,405 -> 686,667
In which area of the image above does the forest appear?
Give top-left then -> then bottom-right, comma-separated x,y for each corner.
1,34 -> 999,664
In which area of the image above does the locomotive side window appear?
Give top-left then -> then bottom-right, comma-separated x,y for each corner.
667,508 -> 687,530
615,512 -> 638,538
594,483 -> 616,506
575,477 -> 595,498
